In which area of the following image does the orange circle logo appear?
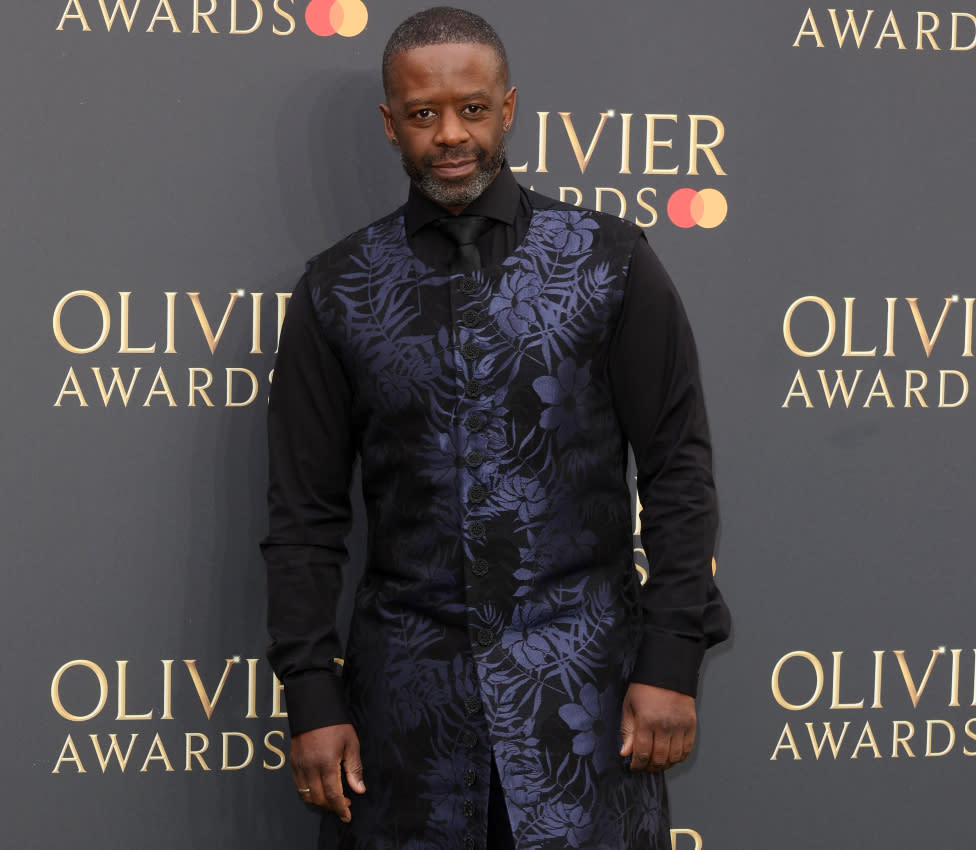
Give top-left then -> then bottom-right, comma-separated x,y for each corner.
306,0 -> 368,37
667,188 -> 728,229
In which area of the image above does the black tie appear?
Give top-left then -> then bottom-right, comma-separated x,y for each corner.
436,215 -> 492,273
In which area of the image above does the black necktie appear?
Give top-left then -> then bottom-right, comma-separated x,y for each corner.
436,215 -> 492,273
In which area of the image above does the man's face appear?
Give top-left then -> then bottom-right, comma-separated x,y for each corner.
380,42 -> 517,213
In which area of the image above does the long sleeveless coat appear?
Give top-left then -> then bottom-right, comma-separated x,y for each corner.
265,197 -> 727,850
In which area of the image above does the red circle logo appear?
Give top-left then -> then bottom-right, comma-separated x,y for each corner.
305,0 -> 368,37
667,188 -> 727,229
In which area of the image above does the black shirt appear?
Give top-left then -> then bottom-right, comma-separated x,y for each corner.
404,162 -> 530,271
264,166 -> 729,735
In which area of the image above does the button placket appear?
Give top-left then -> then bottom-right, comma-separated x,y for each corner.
455,287 -> 492,850
456,283 -> 495,604
458,298 -> 490,552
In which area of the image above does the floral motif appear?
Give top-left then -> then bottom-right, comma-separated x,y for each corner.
558,682 -> 618,773
493,474 -> 548,525
534,210 -> 601,255
489,269 -> 543,337
533,358 -> 596,446
305,204 -> 672,849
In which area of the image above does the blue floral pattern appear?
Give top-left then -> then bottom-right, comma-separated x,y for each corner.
305,203 -> 669,849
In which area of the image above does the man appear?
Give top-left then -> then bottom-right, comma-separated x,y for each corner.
263,7 -> 729,850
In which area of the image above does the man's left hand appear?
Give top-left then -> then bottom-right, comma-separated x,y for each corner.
619,682 -> 696,772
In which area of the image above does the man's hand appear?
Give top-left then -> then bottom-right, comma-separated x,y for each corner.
290,724 -> 366,822
619,683 -> 696,772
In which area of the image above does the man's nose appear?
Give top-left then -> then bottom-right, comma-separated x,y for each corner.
434,112 -> 470,147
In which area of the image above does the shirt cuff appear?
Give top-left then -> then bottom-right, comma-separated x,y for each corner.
282,669 -> 351,736
630,630 -> 706,698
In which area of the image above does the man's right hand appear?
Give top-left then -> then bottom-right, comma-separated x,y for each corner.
290,724 -> 366,822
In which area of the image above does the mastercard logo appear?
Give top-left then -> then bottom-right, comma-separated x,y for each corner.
667,188 -> 728,229
305,0 -> 368,37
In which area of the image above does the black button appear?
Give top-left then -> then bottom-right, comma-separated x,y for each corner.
462,837 -> 476,850
463,768 -> 477,786
469,484 -> 488,504
459,277 -> 479,295
463,800 -> 476,817
461,309 -> 481,327
472,558 -> 489,577
465,413 -> 486,432
469,521 -> 486,539
477,628 -> 493,646
462,730 -> 478,748
465,451 -> 484,468
461,342 -> 481,361
464,380 -> 483,398
464,695 -> 482,715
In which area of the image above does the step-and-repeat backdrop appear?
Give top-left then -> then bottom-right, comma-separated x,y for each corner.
3,2 -> 973,847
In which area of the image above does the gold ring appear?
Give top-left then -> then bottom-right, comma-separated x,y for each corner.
298,788 -> 311,794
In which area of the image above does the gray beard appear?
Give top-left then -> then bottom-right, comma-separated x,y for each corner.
402,138 -> 507,208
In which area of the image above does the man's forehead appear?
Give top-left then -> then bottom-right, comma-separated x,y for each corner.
386,42 -> 505,100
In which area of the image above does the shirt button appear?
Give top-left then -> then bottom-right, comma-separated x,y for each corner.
469,521 -> 486,540
459,277 -> 479,295
461,342 -> 481,361
465,413 -> 486,432
477,628 -> 494,647
469,484 -> 488,504
464,379 -> 483,398
462,837 -> 476,850
462,730 -> 478,748
463,768 -> 477,786
464,451 -> 484,468
464,695 -> 482,715
463,800 -> 476,817
472,558 -> 489,577
461,309 -> 481,328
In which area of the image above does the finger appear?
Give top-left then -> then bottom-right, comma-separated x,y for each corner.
666,730 -> 685,766
291,754 -> 309,793
630,728 -> 655,772
343,736 -> 366,795
681,725 -> 696,762
650,729 -> 671,772
293,777 -> 315,803
619,713 -> 635,757
321,758 -> 352,822
291,750 -> 319,803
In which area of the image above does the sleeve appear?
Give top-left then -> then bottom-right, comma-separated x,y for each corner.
609,235 -> 731,698
260,272 -> 356,736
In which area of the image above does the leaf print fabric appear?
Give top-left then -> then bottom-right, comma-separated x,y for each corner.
295,203 -> 678,849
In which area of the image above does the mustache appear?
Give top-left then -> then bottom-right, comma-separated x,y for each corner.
423,147 -> 484,166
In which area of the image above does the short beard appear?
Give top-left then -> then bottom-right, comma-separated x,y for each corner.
402,138 -> 507,208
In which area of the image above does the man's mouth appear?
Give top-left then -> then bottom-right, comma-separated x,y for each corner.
431,159 -> 477,178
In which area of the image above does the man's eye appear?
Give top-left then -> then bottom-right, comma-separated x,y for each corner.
463,105 -> 484,115
414,109 -> 434,120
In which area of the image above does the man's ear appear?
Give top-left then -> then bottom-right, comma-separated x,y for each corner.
379,104 -> 397,145
502,86 -> 517,130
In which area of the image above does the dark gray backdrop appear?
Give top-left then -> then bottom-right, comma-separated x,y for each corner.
3,2 -> 972,847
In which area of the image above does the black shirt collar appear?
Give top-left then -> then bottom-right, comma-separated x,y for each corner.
404,164 -> 521,237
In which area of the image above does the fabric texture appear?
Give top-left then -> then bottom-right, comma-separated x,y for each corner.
436,214 -> 494,273
263,172 -> 729,850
